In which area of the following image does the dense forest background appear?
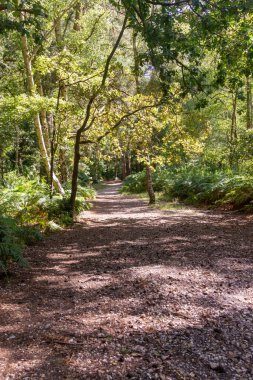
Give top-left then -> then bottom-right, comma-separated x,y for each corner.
0,0 -> 253,271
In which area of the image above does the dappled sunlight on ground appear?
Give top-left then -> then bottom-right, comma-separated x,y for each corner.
1,182 -> 253,379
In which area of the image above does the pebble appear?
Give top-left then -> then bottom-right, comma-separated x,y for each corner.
7,335 -> 16,340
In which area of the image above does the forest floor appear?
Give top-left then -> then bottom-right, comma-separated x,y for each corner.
1,182 -> 253,380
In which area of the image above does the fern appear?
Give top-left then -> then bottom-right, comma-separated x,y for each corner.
122,167 -> 253,209
0,216 -> 41,273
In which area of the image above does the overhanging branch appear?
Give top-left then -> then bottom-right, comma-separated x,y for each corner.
80,101 -> 163,145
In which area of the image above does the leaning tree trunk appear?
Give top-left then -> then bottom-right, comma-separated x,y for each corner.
69,15 -> 127,216
20,13 -> 64,196
146,164 -> 155,205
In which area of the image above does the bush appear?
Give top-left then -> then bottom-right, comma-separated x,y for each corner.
0,216 -> 41,273
164,168 -> 225,202
120,172 -> 147,193
0,174 -> 96,273
0,176 -> 49,226
121,167 -> 253,210
121,169 -> 176,195
0,174 -> 96,228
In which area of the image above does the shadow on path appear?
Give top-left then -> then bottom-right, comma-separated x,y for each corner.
1,182 -> 253,379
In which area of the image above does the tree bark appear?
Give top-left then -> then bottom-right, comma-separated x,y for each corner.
37,79 -> 51,153
121,153 -> 127,179
69,130 -> 82,216
133,31 -> 141,93
73,2 -> 81,31
246,76 -> 252,129
20,13 -> 64,195
115,158 -> 119,179
54,18 -> 62,46
231,93 -> 237,142
133,31 -> 155,203
15,126 -> 20,174
69,15 -> 128,216
136,160 -> 142,172
126,151 -> 131,176
59,148 -> 68,183
146,164 -> 155,204
229,93 -> 238,170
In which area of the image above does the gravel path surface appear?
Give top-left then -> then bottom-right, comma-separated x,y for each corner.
1,182 -> 253,379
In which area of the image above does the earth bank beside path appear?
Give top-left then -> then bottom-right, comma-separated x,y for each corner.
1,182 -> 253,379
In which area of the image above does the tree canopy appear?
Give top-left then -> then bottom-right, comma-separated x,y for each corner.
0,0 -> 253,268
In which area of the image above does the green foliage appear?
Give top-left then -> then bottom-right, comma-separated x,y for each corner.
0,216 -> 41,273
175,169 -> 253,209
122,167 -> 253,210
120,172 -> 146,193
0,0 -> 253,277
0,175 -> 49,226
0,172 -> 95,272
0,174 -> 95,228
41,186 -> 95,226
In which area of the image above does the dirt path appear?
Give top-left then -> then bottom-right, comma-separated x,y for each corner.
1,182 -> 253,379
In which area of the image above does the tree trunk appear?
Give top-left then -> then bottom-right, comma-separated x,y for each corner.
37,79 -> 51,153
73,2 -> 81,31
133,32 -> 140,93
121,153 -> 127,179
15,126 -> 20,174
50,139 -> 55,198
70,131 -> 82,217
230,93 -> 237,142
20,13 -> 64,195
146,164 -> 155,204
59,148 -> 68,183
115,158 -> 119,179
69,15 -> 127,216
136,158 -> 142,173
229,93 -> 238,169
0,155 -> 4,184
126,151 -> 131,176
54,18 -> 62,46
246,76 -> 252,129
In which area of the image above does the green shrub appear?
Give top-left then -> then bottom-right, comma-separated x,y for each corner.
120,172 -> 147,193
0,174 -> 96,228
0,175 -> 49,226
121,169 -> 177,195
0,216 -> 41,273
0,174 -> 96,273
121,167 -> 253,210
153,170 -> 173,192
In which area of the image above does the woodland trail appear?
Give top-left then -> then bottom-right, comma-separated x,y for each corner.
1,182 -> 253,379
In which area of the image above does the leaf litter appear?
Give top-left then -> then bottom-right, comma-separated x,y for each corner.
1,182 -> 253,379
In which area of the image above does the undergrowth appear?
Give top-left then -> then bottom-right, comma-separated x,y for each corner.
0,173 -> 96,272
121,168 -> 253,210
0,216 -> 41,273
0,174 -> 95,229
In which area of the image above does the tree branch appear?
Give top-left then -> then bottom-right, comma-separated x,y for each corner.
31,0 -> 80,59
145,0 -> 189,6
80,101 -> 163,145
84,13 -> 105,42
77,13 -> 128,136
101,14 -> 128,87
